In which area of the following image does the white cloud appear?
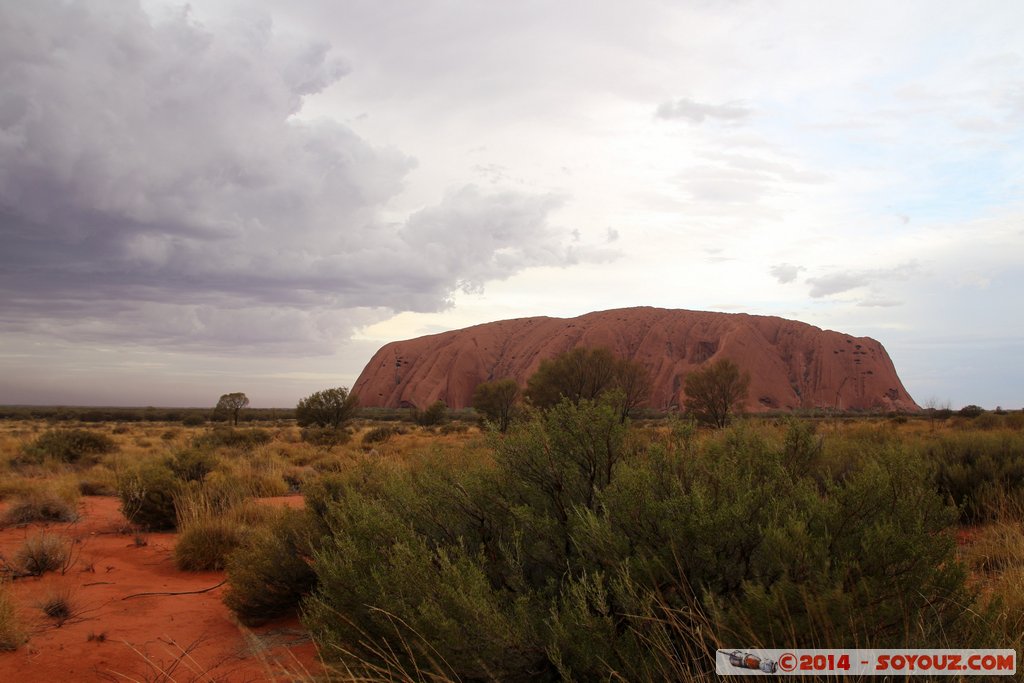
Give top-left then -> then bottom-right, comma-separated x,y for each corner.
655,97 -> 751,124
770,263 -> 805,284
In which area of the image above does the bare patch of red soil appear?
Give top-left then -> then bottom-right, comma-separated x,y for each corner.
0,496 -> 319,682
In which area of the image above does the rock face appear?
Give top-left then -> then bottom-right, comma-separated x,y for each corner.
353,307 -> 919,412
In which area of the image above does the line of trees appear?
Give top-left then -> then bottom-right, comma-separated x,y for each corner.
207,352 -> 749,434
472,348 -> 749,430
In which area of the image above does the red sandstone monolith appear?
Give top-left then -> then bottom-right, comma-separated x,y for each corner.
352,307 -> 918,412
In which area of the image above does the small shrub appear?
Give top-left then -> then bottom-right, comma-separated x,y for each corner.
111,425 -> 130,435
160,429 -> 179,441
21,429 -> 116,464
929,430 -> 1024,522
361,425 -> 402,447
192,427 -> 271,451
16,532 -> 70,576
169,448 -> 218,483
300,426 -> 351,448
181,415 -> 206,427
2,490 -> 78,526
78,467 -> 118,496
0,582 -> 26,651
224,508 -> 318,625
173,486 -> 251,571
960,405 -> 985,418
973,412 -> 1002,430
38,584 -> 75,625
439,422 -> 470,435
411,400 -> 448,426
117,462 -> 181,530
175,518 -> 247,571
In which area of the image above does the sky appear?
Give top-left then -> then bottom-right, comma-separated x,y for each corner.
0,0 -> 1022,410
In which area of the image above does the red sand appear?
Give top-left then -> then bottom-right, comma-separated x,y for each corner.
0,496 -> 319,682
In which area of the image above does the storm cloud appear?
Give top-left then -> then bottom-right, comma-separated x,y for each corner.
0,2 -> 579,352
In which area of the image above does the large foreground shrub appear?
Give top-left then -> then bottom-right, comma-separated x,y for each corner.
297,402 -> 972,680
927,430 -> 1024,522
223,508 -> 318,625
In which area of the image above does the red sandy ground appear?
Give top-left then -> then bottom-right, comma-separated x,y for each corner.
0,496 -> 319,682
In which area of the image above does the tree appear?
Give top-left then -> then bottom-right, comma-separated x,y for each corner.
296,387 -> 360,429
472,378 -> 520,432
412,400 -> 448,426
524,347 -> 651,422
215,392 -> 249,426
682,359 -> 749,428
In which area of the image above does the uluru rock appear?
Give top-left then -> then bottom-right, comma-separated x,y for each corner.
352,307 -> 919,413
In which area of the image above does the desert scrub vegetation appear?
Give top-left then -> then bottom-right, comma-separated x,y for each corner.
1,487 -> 78,526
37,582 -> 76,626
214,399 -> 989,681
173,484 -> 262,571
223,507 -> 318,625
924,428 -> 1024,522
19,428 -> 116,465
15,532 -> 71,576
0,581 -> 25,651
191,426 -> 272,452
360,424 -> 403,448
117,460 -> 182,530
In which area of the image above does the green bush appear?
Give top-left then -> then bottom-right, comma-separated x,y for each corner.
439,422 -> 470,435
224,508 -> 318,625
20,429 -> 116,464
302,400 -> 973,680
168,448 -> 218,483
117,462 -> 181,530
928,430 -> 1024,522
296,387 -> 359,428
191,427 -> 271,451
411,400 -> 448,426
361,425 -> 402,447
300,426 -> 351,448
960,404 -> 985,418
973,412 -> 1002,430
173,485 -> 253,571
175,517 -> 247,571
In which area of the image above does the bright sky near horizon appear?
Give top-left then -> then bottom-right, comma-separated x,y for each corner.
1,0 -> 1022,409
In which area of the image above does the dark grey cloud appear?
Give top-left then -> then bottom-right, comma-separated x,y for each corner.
655,97 -> 751,124
0,2 -> 582,352
769,263 -> 805,284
